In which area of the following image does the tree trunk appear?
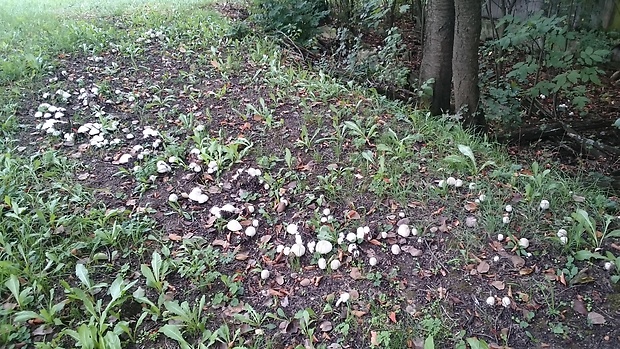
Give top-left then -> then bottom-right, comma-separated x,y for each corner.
453,0 -> 484,129
419,0 -> 454,116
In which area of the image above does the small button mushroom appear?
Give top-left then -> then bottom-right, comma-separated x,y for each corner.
446,177 -> 457,186
539,199 -> 550,210
497,234 -> 505,242
391,244 -> 401,255
226,219 -> 242,232
290,243 -> 306,257
486,296 -> 496,306
286,224 -> 299,235
397,224 -> 411,237
518,238 -> 530,249
501,296 -> 511,308
330,259 -> 341,270
356,227 -> 365,240
168,193 -> 178,202
260,270 -> 270,280
318,258 -> 327,269
369,257 -> 378,266
502,216 -> 510,224
245,226 -> 257,237
505,205 -> 513,212
336,292 -> 350,306
346,232 -> 357,242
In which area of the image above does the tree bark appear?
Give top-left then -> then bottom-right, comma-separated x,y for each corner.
453,0 -> 484,129
419,0 -> 454,116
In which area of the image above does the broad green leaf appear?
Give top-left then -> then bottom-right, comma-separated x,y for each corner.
164,300 -> 188,318
151,252 -> 162,280
104,331 -> 122,349
457,144 -> 475,164
14,310 -> 41,323
109,277 -> 123,301
140,264 -> 157,288
466,337 -> 489,349
574,250 -> 604,261
424,335 -> 435,349
4,274 -> 20,300
159,324 -> 190,349
75,264 -> 91,289
606,229 -> 620,238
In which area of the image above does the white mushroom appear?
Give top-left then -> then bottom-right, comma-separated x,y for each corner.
346,232 -> 357,242
356,227 -> 365,240
518,238 -> 530,249
290,243 -> 305,257
118,154 -> 132,164
335,292 -> 350,306
168,194 -> 178,202
446,177 -> 457,186
486,296 -> 496,306
539,199 -> 550,210
369,257 -> 378,266
226,219 -> 242,232
260,270 -> 270,280
315,240 -> 333,255
156,161 -> 171,173
330,259 -> 341,270
501,296 -> 511,308
391,244 -> 401,255
397,224 -> 411,237
318,258 -> 327,270
187,187 -> 208,204
245,226 -> 256,237
286,224 -> 299,235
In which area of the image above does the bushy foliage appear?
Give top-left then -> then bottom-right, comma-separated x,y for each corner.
250,0 -> 329,44
481,11 -> 612,126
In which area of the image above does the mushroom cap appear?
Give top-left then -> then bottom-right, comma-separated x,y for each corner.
315,240 -> 333,254
290,243 -> 306,257
226,219 -> 242,232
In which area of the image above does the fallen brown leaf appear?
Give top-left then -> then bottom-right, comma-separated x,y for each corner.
168,233 -> 182,241
477,261 -> 490,274
490,280 -> 505,290
401,245 -> 423,257
510,254 -> 525,268
350,267 -> 363,280
212,239 -> 229,249
572,299 -> 588,315
388,311 -> 397,323
587,311 -> 606,324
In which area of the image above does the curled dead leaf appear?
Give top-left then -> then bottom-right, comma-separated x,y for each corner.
346,210 -> 360,220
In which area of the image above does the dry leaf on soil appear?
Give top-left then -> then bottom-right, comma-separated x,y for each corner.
587,311 -> 606,324
477,261 -> 490,273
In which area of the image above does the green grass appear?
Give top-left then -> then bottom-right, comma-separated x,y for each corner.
1,0 -> 619,348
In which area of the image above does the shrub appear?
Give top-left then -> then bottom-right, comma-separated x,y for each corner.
250,0 -> 329,44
